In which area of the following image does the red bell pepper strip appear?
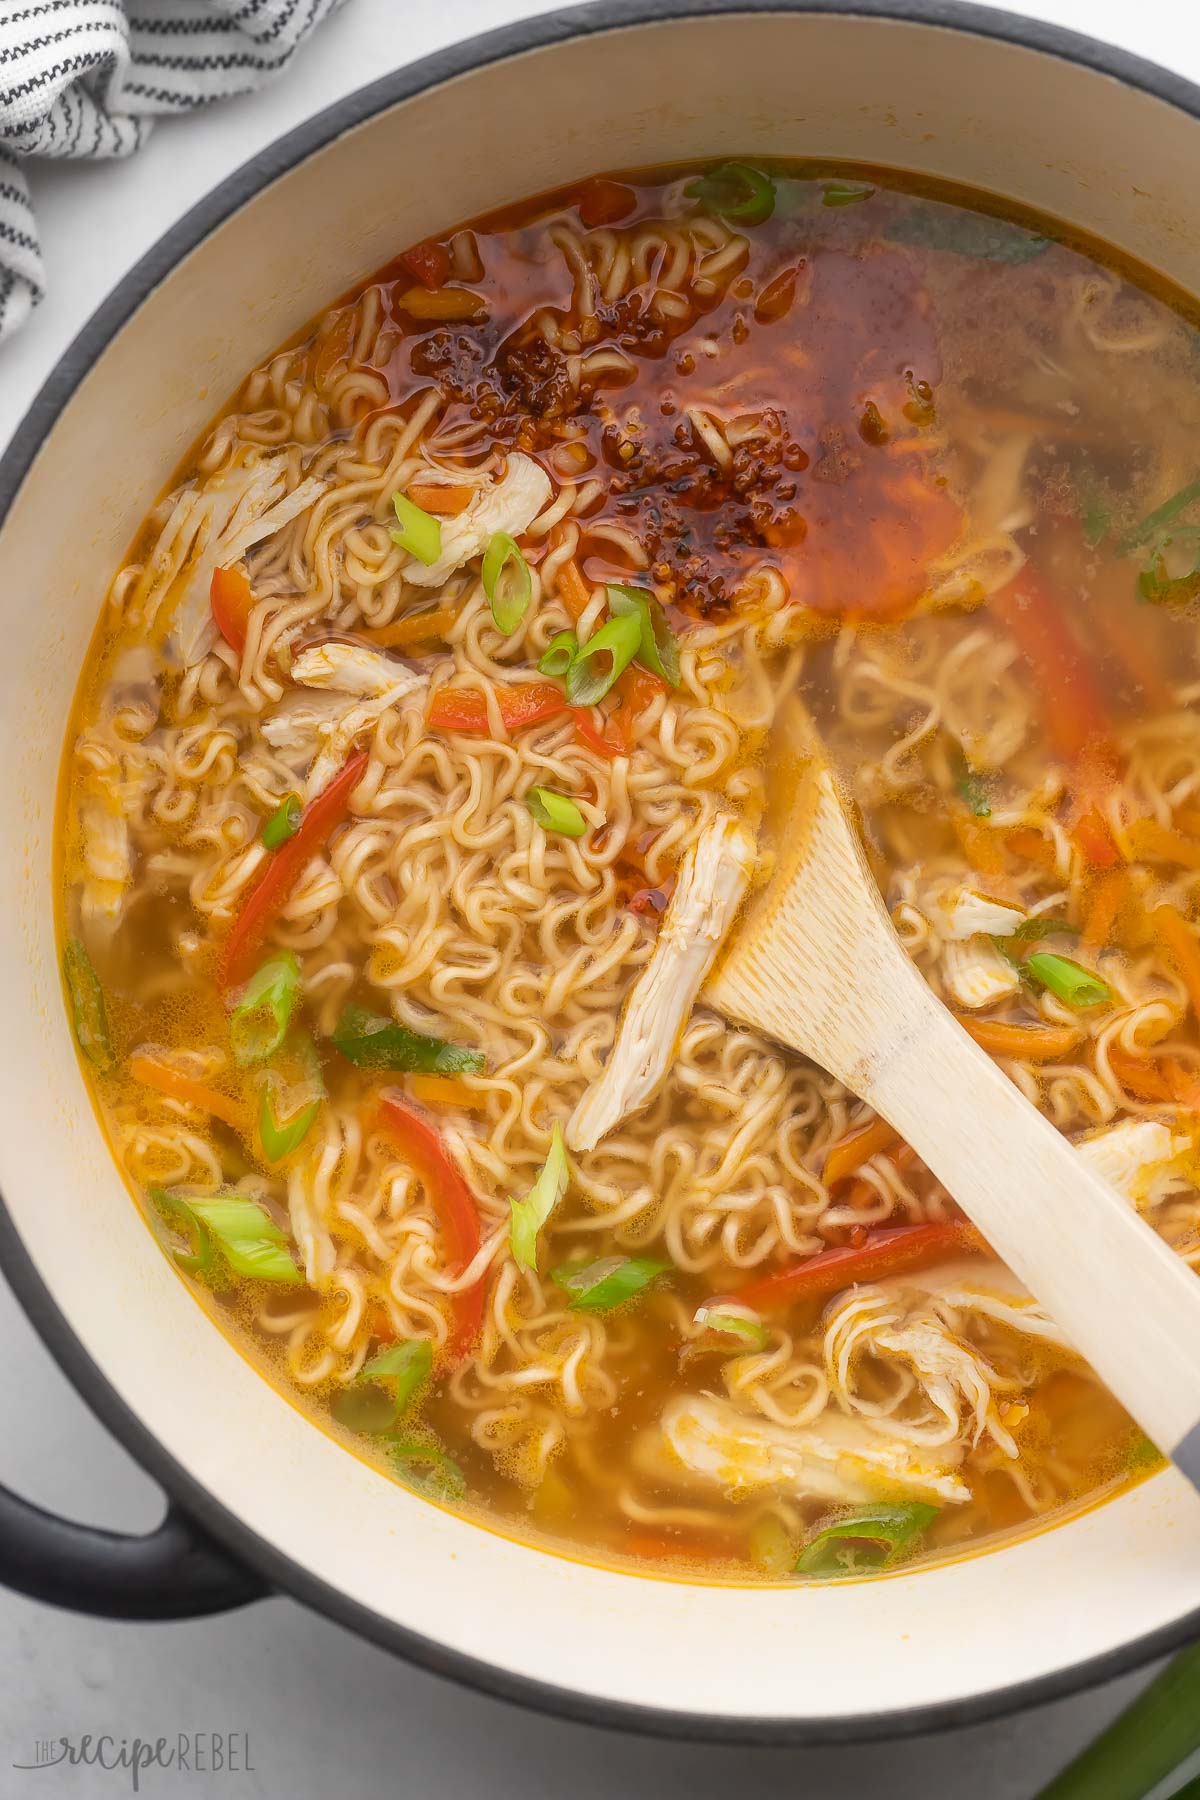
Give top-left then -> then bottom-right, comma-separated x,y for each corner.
990,569 -> 1113,763
399,241 -> 451,291
210,565 -> 253,656
376,1092 -> 485,1357
731,1220 -> 979,1313
427,682 -> 570,735
219,750 -> 368,990
572,708 -> 626,759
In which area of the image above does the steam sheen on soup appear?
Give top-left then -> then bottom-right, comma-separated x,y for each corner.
61,162 -> 1200,1580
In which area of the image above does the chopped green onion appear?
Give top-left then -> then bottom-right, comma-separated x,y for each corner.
1136,532 -> 1200,608
551,1255 -> 669,1313
1024,951 -> 1111,1009
262,792 -> 302,849
526,787 -> 587,839
332,1003 -> 485,1075
230,950 -> 302,1068
150,1186 -> 302,1286
481,531 -> 532,635
565,611 -> 642,706
607,584 -> 681,687
149,1185 -> 226,1288
955,767 -> 991,818
1116,475 -> 1200,556
795,1502 -> 938,1578
748,1515 -> 797,1576
390,492 -> 442,565
1010,916 -> 1078,943
510,1123 -> 570,1272
822,181 -> 874,208
389,1437 -> 467,1501
884,206 -> 1049,264
538,628 -> 578,677
63,937 -> 113,1071
1077,472 -> 1112,549
685,161 -> 775,226
694,1305 -> 770,1350
332,1338 -> 434,1434
259,1084 -> 321,1163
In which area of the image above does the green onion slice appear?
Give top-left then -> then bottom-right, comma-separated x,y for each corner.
149,1185 -> 226,1288
259,1085 -> 321,1163
1136,532 -> 1200,609
230,950 -> 302,1068
510,1123 -> 570,1272
565,611 -> 642,706
538,628 -> 578,677
822,181 -> 874,208
332,1338 -> 433,1434
481,531 -> 532,635
63,937 -> 113,1071
551,1255 -> 669,1313
1023,951 -> 1111,1009
1117,475 -> 1200,557
389,1437 -> 467,1501
332,1004 -> 485,1075
262,792 -> 302,850
685,161 -> 775,226
795,1502 -> 939,1578
390,492 -> 442,565
955,767 -> 991,818
607,584 -> 681,686
1009,916 -> 1078,943
150,1186 -> 302,1286
694,1305 -> 770,1350
526,787 -> 587,839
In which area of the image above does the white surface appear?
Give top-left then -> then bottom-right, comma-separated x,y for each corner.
0,0 -> 1196,1790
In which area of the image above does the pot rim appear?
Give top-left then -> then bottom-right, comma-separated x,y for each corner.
2,0 -> 1199,1746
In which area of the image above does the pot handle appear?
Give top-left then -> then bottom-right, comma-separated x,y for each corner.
0,1478 -> 268,1618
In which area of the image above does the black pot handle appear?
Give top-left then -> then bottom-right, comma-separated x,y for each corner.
0,1477 -> 269,1619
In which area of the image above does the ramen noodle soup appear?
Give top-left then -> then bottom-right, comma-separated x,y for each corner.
59,162 -> 1200,1581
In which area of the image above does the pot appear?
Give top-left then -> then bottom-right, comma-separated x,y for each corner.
2,0 -> 1200,1746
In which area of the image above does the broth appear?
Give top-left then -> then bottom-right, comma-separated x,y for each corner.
59,161 -> 1200,1581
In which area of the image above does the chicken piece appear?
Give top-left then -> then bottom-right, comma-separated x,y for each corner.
937,886 -> 1026,942
132,456 -> 326,667
400,453 -> 550,587
661,1393 -> 969,1508
286,642 -> 425,798
78,788 -> 132,941
566,814 -> 757,1152
825,1285 -> 1021,1456
941,935 -> 1021,1009
1076,1118 -> 1187,1210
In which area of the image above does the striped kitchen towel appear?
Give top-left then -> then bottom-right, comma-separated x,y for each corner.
0,0 -> 352,346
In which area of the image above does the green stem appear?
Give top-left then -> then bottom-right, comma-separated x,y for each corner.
1036,1646 -> 1200,1800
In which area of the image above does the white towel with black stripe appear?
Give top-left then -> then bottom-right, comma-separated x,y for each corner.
0,0 -> 351,345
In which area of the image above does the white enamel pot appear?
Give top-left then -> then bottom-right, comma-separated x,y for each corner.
3,0 -> 1200,1745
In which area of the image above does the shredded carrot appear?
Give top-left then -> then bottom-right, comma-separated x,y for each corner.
369,1305 -> 397,1344
1071,807 -> 1121,869
1006,828 -> 1058,872
990,569 -> 1113,762
405,482 -> 474,516
953,814 -> 1005,876
1150,903 -> 1200,1019
128,1051 -> 245,1132
1127,818 -> 1200,872
556,558 -> 592,622
823,1117 -> 900,1188
1082,866 -> 1131,952
1102,603 -> 1176,713
362,603 -> 459,650
1107,1046 -> 1178,1104
957,1017 -> 1084,1061
407,1074 -> 487,1112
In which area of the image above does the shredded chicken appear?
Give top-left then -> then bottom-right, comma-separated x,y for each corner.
937,886 -> 1026,941
130,455 -> 326,667
941,934 -> 1021,1008
566,813 -> 757,1152
285,643 -> 425,798
661,1393 -> 970,1507
78,787 -> 132,941
1076,1118 -> 1188,1210
401,453 -> 551,587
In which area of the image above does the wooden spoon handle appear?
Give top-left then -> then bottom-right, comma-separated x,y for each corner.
862,968 -> 1200,1484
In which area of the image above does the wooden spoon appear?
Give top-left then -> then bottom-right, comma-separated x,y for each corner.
706,702 -> 1200,1488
